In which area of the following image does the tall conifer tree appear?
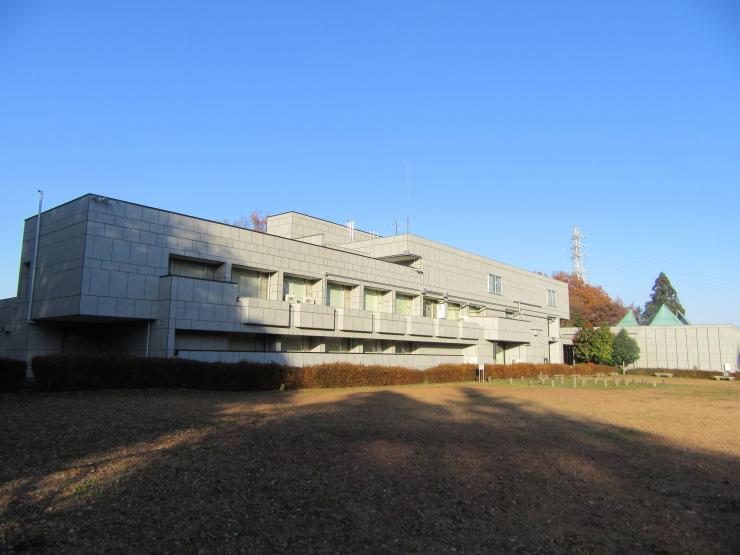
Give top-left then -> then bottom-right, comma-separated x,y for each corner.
641,272 -> 685,324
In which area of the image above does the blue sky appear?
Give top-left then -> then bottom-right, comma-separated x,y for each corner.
1,1 -> 738,325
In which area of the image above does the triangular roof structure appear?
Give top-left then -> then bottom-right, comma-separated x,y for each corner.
649,304 -> 686,326
616,310 -> 640,327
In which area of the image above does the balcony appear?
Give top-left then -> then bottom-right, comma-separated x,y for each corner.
374,312 -> 407,335
481,317 -> 531,343
459,319 -> 482,340
406,316 -> 434,337
238,297 -> 290,327
164,275 -> 237,305
292,302 -> 335,330
335,308 -> 373,333
435,319 -> 459,339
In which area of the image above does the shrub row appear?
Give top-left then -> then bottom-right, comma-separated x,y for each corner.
0,358 -> 27,393
627,368 -> 730,379
31,356 -> 478,392
32,355 -> 291,392
495,364 -> 734,380
287,362 -> 477,389
483,362 -> 616,379
29,355 -> 730,393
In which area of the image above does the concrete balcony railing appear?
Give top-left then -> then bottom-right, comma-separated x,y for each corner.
458,319 -> 482,340
482,317 -> 531,343
335,308 -> 373,333
238,297 -> 290,327
435,318 -> 459,339
374,312 -> 407,335
292,302 -> 335,330
164,275 -> 238,305
406,316 -> 434,337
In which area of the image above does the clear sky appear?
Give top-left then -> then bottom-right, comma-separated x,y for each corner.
1,1 -> 738,325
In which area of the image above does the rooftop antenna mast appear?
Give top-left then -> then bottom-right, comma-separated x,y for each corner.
570,225 -> 586,281
346,220 -> 355,241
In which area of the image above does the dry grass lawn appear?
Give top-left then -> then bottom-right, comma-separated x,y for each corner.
1,378 -> 739,553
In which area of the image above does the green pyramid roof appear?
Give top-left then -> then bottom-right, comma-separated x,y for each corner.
616,310 -> 640,327
649,304 -> 685,326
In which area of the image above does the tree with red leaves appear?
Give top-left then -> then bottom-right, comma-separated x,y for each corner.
553,272 -> 629,327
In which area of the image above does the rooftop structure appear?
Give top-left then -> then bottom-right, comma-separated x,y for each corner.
616,310 -> 640,327
649,304 -> 689,326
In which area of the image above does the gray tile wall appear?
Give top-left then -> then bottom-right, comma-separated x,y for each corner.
1,195 -> 577,366
561,325 -> 740,371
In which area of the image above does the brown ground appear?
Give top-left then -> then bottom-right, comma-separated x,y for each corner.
1,379 -> 739,553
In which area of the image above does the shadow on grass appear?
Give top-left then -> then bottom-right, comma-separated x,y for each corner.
1,385 -> 739,553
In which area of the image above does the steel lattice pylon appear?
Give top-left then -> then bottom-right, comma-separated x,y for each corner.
571,226 -> 586,281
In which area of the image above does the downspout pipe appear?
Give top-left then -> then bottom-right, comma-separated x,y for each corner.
145,321 -> 151,358
27,190 -> 43,323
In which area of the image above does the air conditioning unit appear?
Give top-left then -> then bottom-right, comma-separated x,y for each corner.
303,297 -> 318,305
284,294 -> 299,304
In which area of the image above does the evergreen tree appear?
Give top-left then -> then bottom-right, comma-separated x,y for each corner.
573,325 -> 614,365
611,329 -> 640,371
641,272 -> 685,324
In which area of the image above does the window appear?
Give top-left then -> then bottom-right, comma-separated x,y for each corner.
488,274 -> 502,295
227,333 -> 269,352
446,303 -> 460,321
328,282 -> 352,308
468,305 -> 484,318
364,288 -> 386,312
364,340 -> 387,353
232,267 -> 269,299
423,298 -> 440,319
547,289 -> 557,308
284,276 -> 311,300
282,335 -> 318,352
281,335 -> 306,352
170,257 -> 218,280
395,294 -> 413,316
396,341 -> 416,354
326,338 -> 351,353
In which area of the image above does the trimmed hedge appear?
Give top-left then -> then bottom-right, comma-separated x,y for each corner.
30,355 -> 730,393
627,368 -> 734,379
484,362 -> 615,379
32,355 -> 290,392
0,358 -> 27,393
287,362 -> 477,389
32,355 -> 478,392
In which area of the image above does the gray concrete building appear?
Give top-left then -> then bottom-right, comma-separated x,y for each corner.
0,194 -> 569,369
561,323 -> 740,372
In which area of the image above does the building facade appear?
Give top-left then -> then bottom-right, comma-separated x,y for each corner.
561,313 -> 740,372
0,194 -> 569,369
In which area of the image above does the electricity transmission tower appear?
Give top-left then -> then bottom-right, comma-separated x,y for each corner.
571,226 -> 586,281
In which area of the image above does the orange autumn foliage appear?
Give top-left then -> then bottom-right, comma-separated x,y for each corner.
553,272 -> 630,327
